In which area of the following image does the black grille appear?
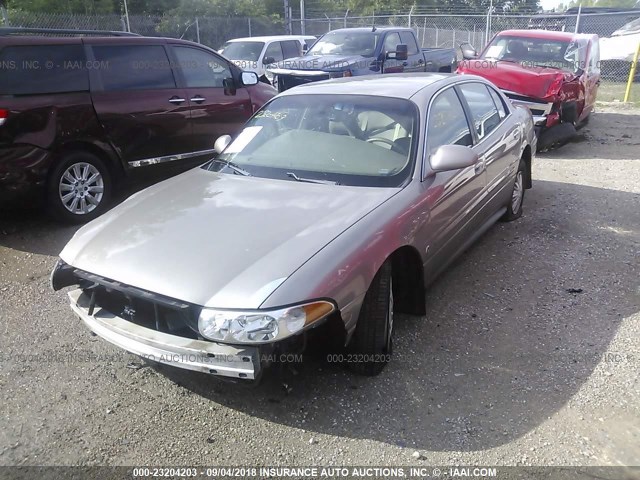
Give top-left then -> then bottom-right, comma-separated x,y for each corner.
74,270 -> 200,339
278,74 -> 329,92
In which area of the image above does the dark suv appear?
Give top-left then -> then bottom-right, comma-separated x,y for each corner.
0,28 -> 276,222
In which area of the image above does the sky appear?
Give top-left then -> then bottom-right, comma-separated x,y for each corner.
539,0 -> 566,11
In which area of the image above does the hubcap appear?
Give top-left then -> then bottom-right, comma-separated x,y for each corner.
58,162 -> 104,215
511,171 -> 524,214
386,277 -> 394,352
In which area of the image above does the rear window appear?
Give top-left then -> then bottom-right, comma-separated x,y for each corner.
92,45 -> 176,91
0,45 -> 88,95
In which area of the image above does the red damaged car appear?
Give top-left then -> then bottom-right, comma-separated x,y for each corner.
457,29 -> 600,150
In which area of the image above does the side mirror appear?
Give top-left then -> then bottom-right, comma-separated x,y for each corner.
430,144 -> 478,172
386,44 -> 408,61
460,42 -> 478,60
214,135 -> 232,154
302,45 -> 309,54
262,56 -> 276,65
240,71 -> 259,86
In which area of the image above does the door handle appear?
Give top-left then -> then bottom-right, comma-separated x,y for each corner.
169,96 -> 186,104
190,96 -> 206,104
474,161 -> 485,173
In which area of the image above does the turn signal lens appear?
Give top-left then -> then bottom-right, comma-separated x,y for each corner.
0,109 -> 9,126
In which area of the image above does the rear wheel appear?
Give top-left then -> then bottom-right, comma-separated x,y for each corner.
346,260 -> 394,376
501,159 -> 526,222
47,151 -> 112,224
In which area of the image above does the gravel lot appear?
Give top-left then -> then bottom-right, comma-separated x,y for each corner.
0,106 -> 638,469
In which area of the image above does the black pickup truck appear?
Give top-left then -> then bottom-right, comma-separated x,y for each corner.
267,27 -> 457,91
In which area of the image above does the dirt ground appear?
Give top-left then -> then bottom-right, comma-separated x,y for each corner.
0,106 -> 638,469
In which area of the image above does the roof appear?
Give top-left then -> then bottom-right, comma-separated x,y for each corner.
225,35 -> 316,43
279,73 -> 453,99
328,27 -> 414,33
496,29 -> 578,41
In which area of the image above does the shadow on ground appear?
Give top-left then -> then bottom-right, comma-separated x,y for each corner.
539,111 -> 640,161
155,179 -> 639,452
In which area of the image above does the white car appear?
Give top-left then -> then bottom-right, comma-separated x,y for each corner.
219,35 -> 317,82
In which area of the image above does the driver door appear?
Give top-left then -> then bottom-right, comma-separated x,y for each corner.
382,32 -> 404,74
170,44 -> 253,156
417,87 -> 487,280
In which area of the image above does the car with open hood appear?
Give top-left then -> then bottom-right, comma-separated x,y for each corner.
52,73 -> 536,381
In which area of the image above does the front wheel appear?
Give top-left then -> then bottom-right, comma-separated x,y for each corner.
346,260 -> 394,376
501,159 -> 526,222
47,151 -> 112,224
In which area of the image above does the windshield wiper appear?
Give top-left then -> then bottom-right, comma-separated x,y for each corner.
286,172 -> 339,185
210,158 -> 251,176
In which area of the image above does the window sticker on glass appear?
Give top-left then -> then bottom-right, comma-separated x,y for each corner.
485,45 -> 504,59
224,126 -> 263,154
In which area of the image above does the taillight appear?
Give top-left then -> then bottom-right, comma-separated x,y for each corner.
0,109 -> 8,126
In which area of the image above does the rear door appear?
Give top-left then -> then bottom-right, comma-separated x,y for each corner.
88,42 -> 193,168
170,44 -> 253,154
399,31 -> 426,72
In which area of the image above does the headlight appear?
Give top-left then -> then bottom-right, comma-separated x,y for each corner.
198,301 -> 335,344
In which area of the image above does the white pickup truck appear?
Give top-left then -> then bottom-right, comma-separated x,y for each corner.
219,35 -> 317,83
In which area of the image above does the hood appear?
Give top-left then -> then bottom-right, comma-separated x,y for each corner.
275,54 -> 370,72
61,168 -> 397,309
458,60 -> 576,100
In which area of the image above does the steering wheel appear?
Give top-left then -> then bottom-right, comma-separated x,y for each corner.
366,137 -> 395,147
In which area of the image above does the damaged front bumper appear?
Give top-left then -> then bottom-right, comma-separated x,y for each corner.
503,90 -> 554,127
68,289 -> 261,380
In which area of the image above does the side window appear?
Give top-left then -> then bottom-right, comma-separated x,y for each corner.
304,38 -> 316,49
174,46 -> 230,88
399,31 -> 419,55
264,42 -> 284,63
427,88 -> 473,156
93,45 -> 175,91
458,83 -> 502,140
488,87 -> 508,119
383,32 -> 402,53
281,40 -> 301,59
0,45 -> 88,95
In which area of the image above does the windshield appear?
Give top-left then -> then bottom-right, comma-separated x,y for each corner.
219,41 -> 265,61
481,35 -> 587,73
203,95 -> 417,188
307,31 -> 380,56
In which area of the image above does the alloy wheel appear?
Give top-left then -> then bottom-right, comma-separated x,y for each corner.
511,171 -> 524,215
58,162 -> 104,215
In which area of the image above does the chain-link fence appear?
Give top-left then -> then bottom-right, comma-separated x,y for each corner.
2,11 -> 283,51
3,8 -> 639,102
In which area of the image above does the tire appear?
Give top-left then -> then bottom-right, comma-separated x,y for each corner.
537,122 -> 577,152
47,151 -> 112,224
346,260 -> 394,376
501,159 -> 526,222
